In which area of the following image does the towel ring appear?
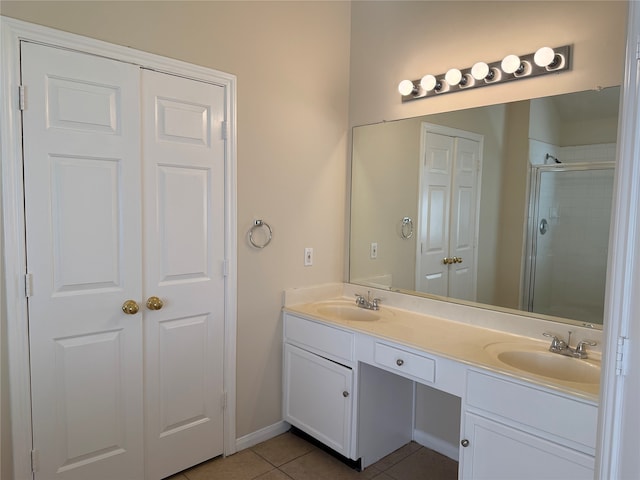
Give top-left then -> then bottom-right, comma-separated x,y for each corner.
401,217 -> 414,239
249,219 -> 272,249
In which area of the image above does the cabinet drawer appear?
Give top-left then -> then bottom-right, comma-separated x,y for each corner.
374,342 -> 435,384
284,313 -> 354,364
466,371 -> 597,452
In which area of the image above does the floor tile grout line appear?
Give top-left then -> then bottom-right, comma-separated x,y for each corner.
249,443 -> 317,469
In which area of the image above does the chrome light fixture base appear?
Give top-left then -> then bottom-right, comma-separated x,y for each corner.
400,45 -> 572,103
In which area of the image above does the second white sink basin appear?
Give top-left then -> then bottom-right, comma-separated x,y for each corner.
484,342 -> 601,385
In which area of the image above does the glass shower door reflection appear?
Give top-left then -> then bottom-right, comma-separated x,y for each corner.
528,165 -> 614,325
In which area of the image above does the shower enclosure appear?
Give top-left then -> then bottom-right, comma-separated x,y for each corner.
524,162 -> 614,325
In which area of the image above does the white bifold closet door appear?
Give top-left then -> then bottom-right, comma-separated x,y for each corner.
22,41 -> 225,480
417,130 -> 480,301
142,68 -> 225,480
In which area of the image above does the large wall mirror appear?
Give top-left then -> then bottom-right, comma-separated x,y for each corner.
350,87 -> 620,329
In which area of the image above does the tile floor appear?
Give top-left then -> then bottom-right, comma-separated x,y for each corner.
166,430 -> 458,480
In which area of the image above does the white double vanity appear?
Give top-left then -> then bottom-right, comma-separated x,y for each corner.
282,284 -> 600,479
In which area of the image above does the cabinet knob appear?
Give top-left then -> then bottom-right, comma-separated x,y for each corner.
343,391 -> 349,398
461,439 -> 470,447
396,359 -> 404,366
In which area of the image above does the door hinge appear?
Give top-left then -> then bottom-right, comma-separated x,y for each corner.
31,449 -> 40,473
615,336 -> 629,376
25,273 -> 33,298
221,120 -> 227,140
222,259 -> 229,277
19,85 -> 25,111
221,391 -> 227,410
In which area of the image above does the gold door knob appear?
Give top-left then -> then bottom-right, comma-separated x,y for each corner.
454,256 -> 463,263
122,300 -> 140,315
146,296 -> 164,310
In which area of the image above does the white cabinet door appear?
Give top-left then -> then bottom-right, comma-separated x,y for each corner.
22,42 -> 145,480
283,344 -> 353,458
142,69 -> 226,480
460,413 -> 594,480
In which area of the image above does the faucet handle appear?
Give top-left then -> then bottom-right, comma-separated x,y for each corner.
542,332 -> 566,349
575,339 -> 597,354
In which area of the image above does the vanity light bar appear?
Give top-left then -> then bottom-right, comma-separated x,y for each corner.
399,45 -> 572,103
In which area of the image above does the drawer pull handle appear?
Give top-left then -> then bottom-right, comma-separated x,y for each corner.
461,439 -> 470,447
396,359 -> 404,366
343,391 -> 349,398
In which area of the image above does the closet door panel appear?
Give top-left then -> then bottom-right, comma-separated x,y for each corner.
142,69 -> 226,480
22,41 -> 144,480
449,137 -> 480,301
417,132 -> 453,295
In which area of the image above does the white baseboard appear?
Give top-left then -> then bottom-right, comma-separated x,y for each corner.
235,421 -> 291,452
413,429 -> 459,462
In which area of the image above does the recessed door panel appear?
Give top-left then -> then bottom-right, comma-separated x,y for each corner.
427,144 -> 451,174
453,186 -> 473,250
158,315 -> 210,435
47,75 -> 120,133
51,155 -> 122,294
157,97 -> 210,146
426,187 -> 448,252
157,165 -> 211,284
54,331 -> 126,471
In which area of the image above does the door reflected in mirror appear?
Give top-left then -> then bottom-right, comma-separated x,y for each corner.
350,87 -> 620,328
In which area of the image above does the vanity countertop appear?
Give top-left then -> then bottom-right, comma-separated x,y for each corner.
284,298 -> 600,402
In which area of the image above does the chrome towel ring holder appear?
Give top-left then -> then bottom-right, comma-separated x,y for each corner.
401,216 -> 414,239
249,219 -> 272,249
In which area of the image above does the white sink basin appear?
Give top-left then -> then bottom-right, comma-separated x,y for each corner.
312,300 -> 388,322
484,342 -> 601,385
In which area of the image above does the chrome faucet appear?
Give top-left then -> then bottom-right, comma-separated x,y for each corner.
543,331 -> 597,359
355,291 -> 381,311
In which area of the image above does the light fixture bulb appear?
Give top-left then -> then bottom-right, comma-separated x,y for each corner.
534,46 -> 556,67
471,62 -> 490,80
398,79 -> 416,96
445,68 -> 462,86
501,54 -> 522,74
420,74 -> 437,92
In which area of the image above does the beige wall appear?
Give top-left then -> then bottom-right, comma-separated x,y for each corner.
0,0 -> 351,450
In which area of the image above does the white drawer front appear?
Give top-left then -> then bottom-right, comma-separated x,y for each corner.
374,342 -> 436,384
284,313 -> 354,364
466,370 -> 598,453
